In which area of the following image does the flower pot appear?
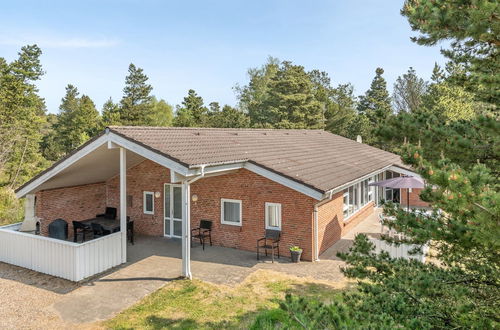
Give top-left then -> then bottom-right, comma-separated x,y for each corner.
290,249 -> 302,263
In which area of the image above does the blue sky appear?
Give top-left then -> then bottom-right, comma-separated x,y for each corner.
0,0 -> 445,114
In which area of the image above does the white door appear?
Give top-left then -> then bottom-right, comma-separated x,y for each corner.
164,183 -> 183,238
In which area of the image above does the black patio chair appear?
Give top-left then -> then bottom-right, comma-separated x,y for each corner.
96,207 -> 117,220
257,229 -> 281,263
191,220 -> 213,250
127,216 -> 134,245
72,221 -> 92,243
91,223 -> 111,238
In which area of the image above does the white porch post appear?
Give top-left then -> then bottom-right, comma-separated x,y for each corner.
181,180 -> 192,279
120,147 -> 127,263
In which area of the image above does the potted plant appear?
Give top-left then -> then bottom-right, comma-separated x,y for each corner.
289,246 -> 303,263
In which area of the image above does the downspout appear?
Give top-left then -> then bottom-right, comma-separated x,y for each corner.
181,165 -> 206,279
313,190 -> 334,262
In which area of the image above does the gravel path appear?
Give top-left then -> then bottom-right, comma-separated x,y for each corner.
0,263 -> 101,329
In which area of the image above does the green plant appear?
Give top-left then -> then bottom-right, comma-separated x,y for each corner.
289,246 -> 302,252
0,187 -> 24,225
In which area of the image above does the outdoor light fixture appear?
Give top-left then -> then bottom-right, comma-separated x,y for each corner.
191,194 -> 198,202
154,191 -> 161,198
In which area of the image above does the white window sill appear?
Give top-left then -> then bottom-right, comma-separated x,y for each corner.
221,221 -> 242,227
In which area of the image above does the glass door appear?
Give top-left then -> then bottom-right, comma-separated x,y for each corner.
164,184 -> 183,238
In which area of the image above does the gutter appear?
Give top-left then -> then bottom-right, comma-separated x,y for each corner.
313,190 -> 334,261
187,164 -> 206,184
322,165 -> 393,198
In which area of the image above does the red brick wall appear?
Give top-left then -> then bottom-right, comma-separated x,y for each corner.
317,192 -> 374,255
106,160 -> 170,236
190,169 -> 316,261
34,160 -> 317,260
317,192 -> 343,255
400,188 -> 429,208
35,182 -> 106,238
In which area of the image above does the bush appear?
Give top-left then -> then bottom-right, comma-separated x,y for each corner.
0,187 -> 23,225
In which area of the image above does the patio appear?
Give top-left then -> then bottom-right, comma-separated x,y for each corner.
1,209 -> 386,326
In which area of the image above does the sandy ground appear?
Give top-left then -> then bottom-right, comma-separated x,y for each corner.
0,263 -> 102,329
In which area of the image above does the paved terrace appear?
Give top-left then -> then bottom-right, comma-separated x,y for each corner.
0,209 -> 382,328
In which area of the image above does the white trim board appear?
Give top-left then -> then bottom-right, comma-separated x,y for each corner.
16,132 -> 191,198
388,166 -> 422,179
108,132 -> 189,175
244,162 -> 324,200
325,165 -> 394,197
15,135 -> 109,198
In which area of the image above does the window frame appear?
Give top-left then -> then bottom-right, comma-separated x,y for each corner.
367,176 -> 374,202
265,202 -> 282,230
343,177 -> 376,221
220,198 -> 242,226
143,191 -> 155,215
343,191 -> 349,219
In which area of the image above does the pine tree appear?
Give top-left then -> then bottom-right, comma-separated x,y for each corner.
236,57 -> 280,127
324,83 -> 359,139
422,82 -> 477,122
357,68 -> 393,146
358,68 -> 393,124
102,98 -> 121,126
173,89 -> 207,127
261,61 -> 323,129
392,67 -> 428,113
237,58 -> 324,129
402,0 -> 500,104
430,63 -> 445,83
50,85 -> 102,157
0,45 -> 48,187
119,63 -> 154,125
207,104 -> 250,128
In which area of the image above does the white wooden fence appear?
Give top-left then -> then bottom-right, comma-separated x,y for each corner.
369,237 -> 428,262
0,223 -> 123,281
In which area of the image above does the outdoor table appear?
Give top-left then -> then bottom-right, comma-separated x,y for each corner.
81,217 -> 121,233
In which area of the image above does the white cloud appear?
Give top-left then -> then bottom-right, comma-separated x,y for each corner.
0,33 -> 120,48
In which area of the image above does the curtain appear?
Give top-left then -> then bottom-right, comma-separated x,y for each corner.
224,201 -> 240,223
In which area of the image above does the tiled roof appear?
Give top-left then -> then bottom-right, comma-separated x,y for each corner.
109,126 -> 406,193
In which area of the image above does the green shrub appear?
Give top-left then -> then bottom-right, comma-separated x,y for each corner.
0,187 -> 23,225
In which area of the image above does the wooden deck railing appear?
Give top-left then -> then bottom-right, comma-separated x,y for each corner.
0,223 -> 122,281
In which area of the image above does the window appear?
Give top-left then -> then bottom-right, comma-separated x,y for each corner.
367,177 -> 374,202
265,203 -> 281,230
343,191 -> 349,218
353,184 -> 359,212
343,176 -> 376,221
384,171 -> 401,203
221,198 -> 242,226
143,191 -> 154,215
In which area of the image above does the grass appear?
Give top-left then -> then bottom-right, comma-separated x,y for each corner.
105,270 -> 349,329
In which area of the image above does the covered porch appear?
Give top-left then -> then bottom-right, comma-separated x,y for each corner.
10,129 -> 217,281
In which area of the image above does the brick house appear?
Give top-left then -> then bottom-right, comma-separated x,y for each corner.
15,127 -> 425,278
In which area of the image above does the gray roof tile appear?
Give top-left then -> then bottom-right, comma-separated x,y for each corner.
110,126 -> 405,193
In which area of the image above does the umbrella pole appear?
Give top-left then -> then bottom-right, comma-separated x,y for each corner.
407,189 -> 410,211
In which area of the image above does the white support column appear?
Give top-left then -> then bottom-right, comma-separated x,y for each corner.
181,180 -> 192,279
120,148 -> 127,263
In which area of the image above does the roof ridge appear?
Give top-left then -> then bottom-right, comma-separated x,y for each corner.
107,126 -> 326,132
